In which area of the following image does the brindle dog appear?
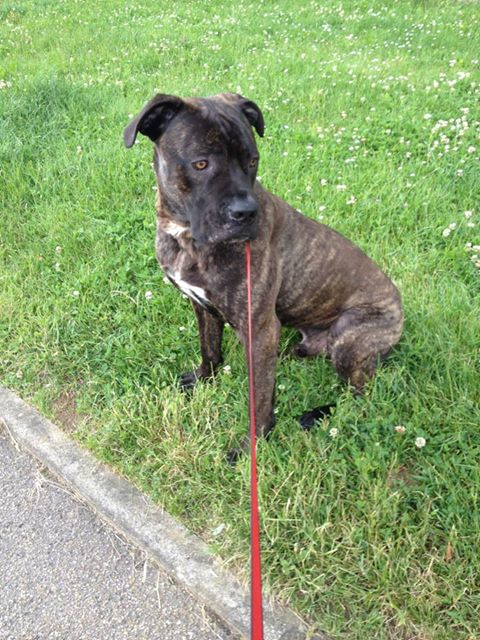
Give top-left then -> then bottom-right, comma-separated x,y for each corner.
124,93 -> 403,459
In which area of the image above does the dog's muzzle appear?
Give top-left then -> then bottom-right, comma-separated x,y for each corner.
225,194 -> 258,225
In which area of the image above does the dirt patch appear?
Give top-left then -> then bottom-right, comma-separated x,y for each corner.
52,390 -> 84,433
387,465 -> 415,488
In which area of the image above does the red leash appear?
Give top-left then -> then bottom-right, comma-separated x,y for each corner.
245,241 -> 264,640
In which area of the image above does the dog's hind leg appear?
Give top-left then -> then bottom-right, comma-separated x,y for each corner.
297,302 -> 402,429
179,302 -> 224,391
328,302 -> 403,393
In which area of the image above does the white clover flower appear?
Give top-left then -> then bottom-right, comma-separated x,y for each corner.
278,384 -> 286,391
329,428 -> 338,438
145,290 -> 153,300
464,210 -> 473,218
320,178 -> 328,186
72,290 -> 80,297
336,184 -> 347,192
55,245 -> 62,254
468,146 -> 476,154
395,425 -> 406,434
415,437 -> 426,449
424,113 -> 432,120
347,195 -> 356,205
179,326 -> 186,332
448,222 -> 457,230
442,228 -> 451,237
456,169 -> 464,177
223,365 -> 232,375
162,276 -> 171,285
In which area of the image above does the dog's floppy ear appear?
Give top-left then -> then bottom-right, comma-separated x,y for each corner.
239,97 -> 265,138
220,93 -> 265,138
123,94 -> 184,148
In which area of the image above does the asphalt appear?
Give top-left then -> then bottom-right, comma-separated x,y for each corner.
0,428 -> 228,640
0,385 -> 327,640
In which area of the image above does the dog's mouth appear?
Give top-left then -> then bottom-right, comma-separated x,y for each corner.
193,220 -> 259,247
225,218 -> 259,240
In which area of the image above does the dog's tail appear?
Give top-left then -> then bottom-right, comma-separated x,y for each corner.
298,404 -> 336,431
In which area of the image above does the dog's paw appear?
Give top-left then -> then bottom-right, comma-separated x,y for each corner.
178,371 -> 199,392
298,404 -> 336,431
226,447 -> 241,466
227,435 -> 251,465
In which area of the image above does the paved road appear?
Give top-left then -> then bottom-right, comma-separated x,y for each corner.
0,429 -> 231,640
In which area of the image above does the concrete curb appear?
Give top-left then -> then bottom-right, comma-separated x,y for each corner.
0,386 -> 328,640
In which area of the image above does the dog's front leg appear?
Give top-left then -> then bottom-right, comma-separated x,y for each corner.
228,314 -> 281,462
179,302 -> 224,391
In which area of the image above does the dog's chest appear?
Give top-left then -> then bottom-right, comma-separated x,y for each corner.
166,269 -> 210,308
160,241 -> 215,311
157,233 -> 238,322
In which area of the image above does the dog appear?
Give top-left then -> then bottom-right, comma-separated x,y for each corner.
124,92 -> 403,459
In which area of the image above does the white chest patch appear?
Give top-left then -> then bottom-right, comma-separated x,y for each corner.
168,270 -> 210,307
162,221 -> 189,238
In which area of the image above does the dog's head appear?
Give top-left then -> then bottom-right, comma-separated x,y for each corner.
124,92 -> 264,246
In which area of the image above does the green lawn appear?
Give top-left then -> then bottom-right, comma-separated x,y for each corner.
1,1 -> 479,638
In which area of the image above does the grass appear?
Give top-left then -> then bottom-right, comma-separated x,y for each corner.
1,0 -> 479,637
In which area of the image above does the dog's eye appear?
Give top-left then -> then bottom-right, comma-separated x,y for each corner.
249,157 -> 258,168
192,160 -> 209,171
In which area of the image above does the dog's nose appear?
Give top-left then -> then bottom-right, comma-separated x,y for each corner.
227,195 -> 258,224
